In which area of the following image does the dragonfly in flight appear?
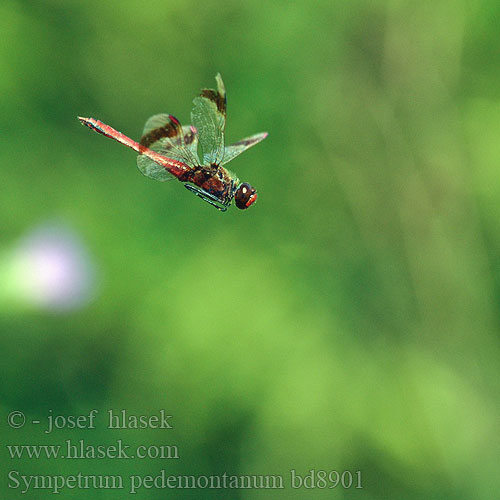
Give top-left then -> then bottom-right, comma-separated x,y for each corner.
78,74 -> 267,211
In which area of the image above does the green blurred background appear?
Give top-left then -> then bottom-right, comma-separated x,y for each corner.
1,0 -> 500,498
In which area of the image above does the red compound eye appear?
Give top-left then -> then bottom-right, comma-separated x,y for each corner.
235,183 -> 257,209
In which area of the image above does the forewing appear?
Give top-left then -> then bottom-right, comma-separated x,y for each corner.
191,73 -> 226,165
137,114 -> 199,181
221,132 -> 268,166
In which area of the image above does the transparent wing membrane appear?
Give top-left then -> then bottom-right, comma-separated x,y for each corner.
136,114 -> 199,181
191,73 -> 226,165
221,132 -> 268,166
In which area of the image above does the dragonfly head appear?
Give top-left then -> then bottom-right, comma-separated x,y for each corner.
235,183 -> 257,210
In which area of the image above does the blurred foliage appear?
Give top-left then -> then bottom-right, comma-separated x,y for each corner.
1,0 -> 500,498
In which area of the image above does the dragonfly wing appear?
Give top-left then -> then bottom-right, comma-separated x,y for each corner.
221,132 -> 268,166
191,73 -> 226,165
180,125 -> 199,159
137,114 -> 198,181
137,154 -> 176,181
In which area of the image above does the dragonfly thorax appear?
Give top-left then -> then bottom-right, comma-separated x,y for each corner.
234,183 -> 257,210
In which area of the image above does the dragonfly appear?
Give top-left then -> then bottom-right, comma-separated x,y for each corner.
78,74 -> 267,211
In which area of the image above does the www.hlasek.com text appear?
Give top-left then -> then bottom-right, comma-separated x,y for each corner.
7,439 -> 178,460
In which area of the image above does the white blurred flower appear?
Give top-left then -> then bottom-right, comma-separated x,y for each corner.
4,222 -> 97,312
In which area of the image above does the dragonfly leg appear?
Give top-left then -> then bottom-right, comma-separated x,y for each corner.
184,184 -> 229,212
